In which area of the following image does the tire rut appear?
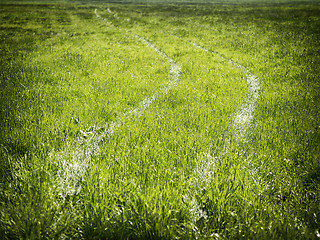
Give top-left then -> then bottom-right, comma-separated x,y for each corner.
50,9 -> 182,198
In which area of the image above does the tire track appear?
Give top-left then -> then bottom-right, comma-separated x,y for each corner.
190,42 -> 261,142
50,9 -> 181,198
186,41 -> 261,225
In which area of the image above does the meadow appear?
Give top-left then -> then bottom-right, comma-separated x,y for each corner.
0,0 -> 319,239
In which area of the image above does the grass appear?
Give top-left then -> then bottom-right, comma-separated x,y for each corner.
0,0 -> 319,239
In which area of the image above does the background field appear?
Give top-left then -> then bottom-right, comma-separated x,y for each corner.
0,0 -> 319,239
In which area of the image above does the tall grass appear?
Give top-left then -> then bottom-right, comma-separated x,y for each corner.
1,1 -> 319,239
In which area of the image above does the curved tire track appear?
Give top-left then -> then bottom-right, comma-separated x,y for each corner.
186,41 -> 261,225
191,42 -> 261,142
51,9 -> 181,198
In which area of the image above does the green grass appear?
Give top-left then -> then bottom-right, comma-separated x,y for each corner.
1,1 -> 319,239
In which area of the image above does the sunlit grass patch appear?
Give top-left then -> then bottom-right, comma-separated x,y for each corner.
1,1 -> 319,239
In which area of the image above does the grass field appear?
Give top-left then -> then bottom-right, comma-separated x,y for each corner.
0,0 -> 320,239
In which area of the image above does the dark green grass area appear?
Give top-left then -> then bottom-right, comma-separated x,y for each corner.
1,1 -> 320,239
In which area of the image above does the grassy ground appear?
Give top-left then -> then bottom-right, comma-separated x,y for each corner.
0,1 -> 319,239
